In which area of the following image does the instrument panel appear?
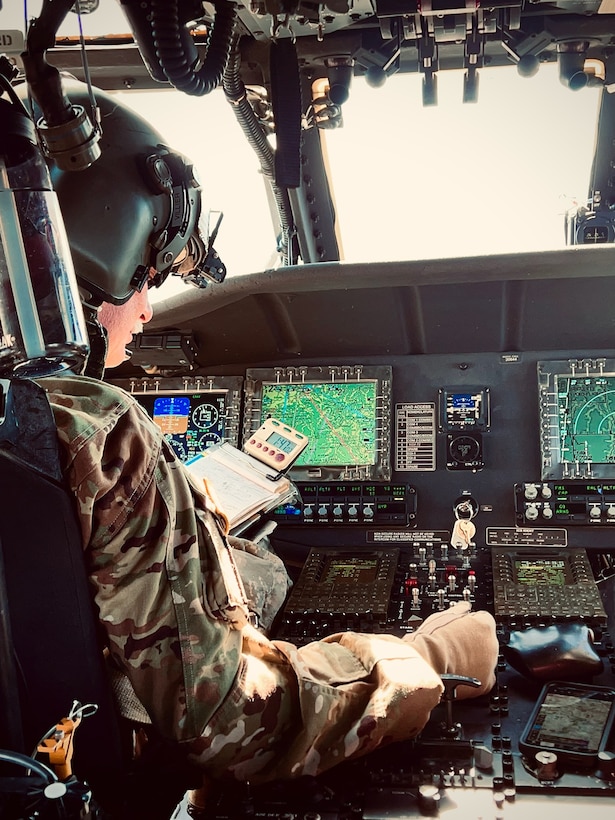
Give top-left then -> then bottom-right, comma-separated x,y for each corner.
111,350 -> 615,818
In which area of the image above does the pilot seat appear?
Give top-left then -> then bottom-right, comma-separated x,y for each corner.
0,377 -> 196,818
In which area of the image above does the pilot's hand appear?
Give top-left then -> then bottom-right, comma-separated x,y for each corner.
402,602 -> 498,698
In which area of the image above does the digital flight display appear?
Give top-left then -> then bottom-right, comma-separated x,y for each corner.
439,387 -> 490,431
539,361 -> 615,479
244,365 -> 392,481
260,381 -> 378,468
447,393 -> 478,425
136,391 -> 227,462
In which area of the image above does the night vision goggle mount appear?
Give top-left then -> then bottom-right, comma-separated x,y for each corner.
131,149 -> 226,293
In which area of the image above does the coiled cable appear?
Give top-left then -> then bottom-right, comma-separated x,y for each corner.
152,0 -> 237,96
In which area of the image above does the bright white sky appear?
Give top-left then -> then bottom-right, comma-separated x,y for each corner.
327,65 -> 601,261
3,1 -> 603,281
119,62 -> 601,289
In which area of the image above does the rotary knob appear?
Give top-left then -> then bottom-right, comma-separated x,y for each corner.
525,504 -> 539,521
535,751 -> 558,780
524,484 -> 538,500
597,750 -> 615,781
418,784 -> 440,814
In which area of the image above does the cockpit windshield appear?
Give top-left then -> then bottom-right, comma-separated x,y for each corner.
1,0 -> 604,292
120,64 -> 600,300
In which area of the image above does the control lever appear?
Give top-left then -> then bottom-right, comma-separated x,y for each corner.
439,674 -> 481,738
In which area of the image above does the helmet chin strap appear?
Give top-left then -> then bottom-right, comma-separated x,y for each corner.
82,305 -> 107,380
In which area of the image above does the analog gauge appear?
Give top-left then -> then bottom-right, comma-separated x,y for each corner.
166,435 -> 187,461
191,403 -> 219,430
197,431 -> 221,451
449,435 -> 480,463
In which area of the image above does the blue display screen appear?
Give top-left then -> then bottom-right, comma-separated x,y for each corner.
136,392 -> 226,462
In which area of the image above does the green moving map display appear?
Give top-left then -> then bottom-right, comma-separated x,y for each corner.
558,376 -> 615,465
261,381 -> 378,467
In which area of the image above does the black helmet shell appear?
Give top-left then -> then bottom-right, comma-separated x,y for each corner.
18,77 -> 202,305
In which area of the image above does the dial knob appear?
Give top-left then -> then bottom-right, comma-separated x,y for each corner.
525,504 -> 539,521
524,484 -> 539,500
597,750 -> 615,781
535,751 -> 558,780
418,784 -> 440,814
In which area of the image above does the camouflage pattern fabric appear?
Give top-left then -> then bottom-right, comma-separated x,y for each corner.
226,535 -> 292,632
40,375 -> 498,784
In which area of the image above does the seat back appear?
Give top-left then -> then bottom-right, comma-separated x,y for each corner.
0,378 -> 125,784
0,378 -> 197,816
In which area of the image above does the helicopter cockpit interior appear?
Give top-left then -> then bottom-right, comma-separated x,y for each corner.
1,0 -> 615,818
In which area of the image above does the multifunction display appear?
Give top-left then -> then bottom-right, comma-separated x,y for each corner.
539,358 -> 615,479
243,365 -> 392,481
491,547 -> 607,626
261,380 -> 378,467
112,377 -> 243,463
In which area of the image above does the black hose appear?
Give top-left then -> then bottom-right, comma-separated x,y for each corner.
223,36 -> 275,176
0,749 -> 58,782
151,0 -> 237,96
20,0 -> 75,126
222,34 -> 297,263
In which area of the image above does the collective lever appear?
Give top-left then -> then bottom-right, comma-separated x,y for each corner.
440,674 -> 482,738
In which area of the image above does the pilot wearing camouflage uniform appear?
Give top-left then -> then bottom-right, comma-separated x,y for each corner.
36,81 -> 499,784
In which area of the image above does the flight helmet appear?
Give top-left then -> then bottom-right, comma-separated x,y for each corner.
20,76 -> 215,306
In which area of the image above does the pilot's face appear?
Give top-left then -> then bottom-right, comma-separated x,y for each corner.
98,285 -> 153,368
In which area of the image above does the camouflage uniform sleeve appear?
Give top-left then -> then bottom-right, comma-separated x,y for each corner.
41,375 -> 250,740
227,534 -> 292,632
186,604 -> 497,783
186,626 -> 446,782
